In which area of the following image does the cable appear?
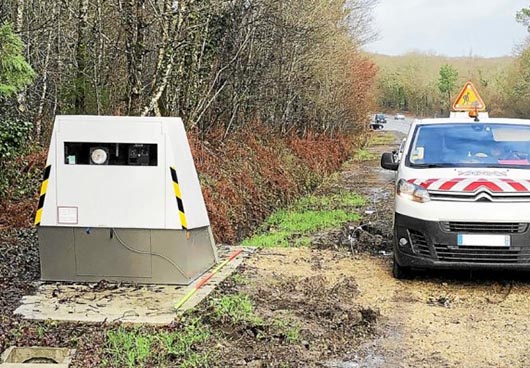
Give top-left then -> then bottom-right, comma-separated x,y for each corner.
112,228 -> 188,279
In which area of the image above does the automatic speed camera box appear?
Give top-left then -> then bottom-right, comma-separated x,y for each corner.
35,116 -> 218,285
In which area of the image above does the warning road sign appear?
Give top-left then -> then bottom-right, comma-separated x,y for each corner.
452,81 -> 486,112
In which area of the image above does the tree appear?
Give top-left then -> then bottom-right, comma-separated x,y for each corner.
75,0 -> 89,114
438,64 -> 459,113
501,47 -> 530,118
0,0 -> 377,136
516,7 -> 530,33
0,22 -> 35,98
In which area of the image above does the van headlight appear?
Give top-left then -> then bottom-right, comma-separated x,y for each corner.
397,179 -> 430,203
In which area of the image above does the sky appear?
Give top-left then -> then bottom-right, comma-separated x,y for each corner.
364,0 -> 530,57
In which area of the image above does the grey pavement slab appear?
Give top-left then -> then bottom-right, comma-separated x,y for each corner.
14,246 -> 254,325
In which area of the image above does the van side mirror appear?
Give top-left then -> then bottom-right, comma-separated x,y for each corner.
381,152 -> 399,171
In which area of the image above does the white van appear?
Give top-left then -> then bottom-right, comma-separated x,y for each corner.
382,114 -> 530,278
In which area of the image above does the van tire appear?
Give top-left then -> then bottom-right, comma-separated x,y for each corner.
392,258 -> 413,279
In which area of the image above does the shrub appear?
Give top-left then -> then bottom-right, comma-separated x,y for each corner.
0,119 -> 33,160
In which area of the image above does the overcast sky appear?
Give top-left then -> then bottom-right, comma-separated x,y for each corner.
364,0 -> 530,57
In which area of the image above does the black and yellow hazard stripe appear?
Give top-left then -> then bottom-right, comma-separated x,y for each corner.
170,167 -> 188,230
34,165 -> 51,226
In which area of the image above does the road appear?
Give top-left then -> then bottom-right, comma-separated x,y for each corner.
375,114 -> 413,134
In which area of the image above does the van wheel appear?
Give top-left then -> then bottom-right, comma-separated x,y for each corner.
392,258 -> 413,279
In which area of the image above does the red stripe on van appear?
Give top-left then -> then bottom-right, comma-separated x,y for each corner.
463,180 -> 502,192
439,178 -> 464,190
501,179 -> 527,192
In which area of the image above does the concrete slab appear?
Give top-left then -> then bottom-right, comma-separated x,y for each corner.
14,247 -> 254,325
1,347 -> 75,368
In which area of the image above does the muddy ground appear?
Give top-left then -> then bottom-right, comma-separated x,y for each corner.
205,131 -> 530,367
2,132 -> 530,367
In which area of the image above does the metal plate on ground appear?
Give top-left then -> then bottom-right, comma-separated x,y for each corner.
14,247 -> 254,325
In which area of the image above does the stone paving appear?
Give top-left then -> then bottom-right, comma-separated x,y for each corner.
14,246 -> 254,325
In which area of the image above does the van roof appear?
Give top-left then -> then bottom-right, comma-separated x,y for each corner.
413,117 -> 530,127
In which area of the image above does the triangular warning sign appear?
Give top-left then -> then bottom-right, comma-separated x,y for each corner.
452,81 -> 486,112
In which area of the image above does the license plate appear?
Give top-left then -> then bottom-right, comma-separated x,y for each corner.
457,234 -> 511,247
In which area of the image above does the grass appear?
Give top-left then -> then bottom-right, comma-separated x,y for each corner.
243,231 -> 291,248
242,191 -> 364,248
103,318 -> 210,368
103,294 -> 301,367
370,132 -> 395,146
210,293 -> 263,326
210,294 -> 301,345
272,317 -> 301,343
105,328 -> 152,368
354,148 -> 376,161
296,192 -> 365,210
268,209 -> 357,233
36,325 -> 46,338
230,272 -> 248,285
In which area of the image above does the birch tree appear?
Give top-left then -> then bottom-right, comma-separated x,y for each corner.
75,0 -> 89,114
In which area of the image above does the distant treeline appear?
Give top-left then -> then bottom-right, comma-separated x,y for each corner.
373,53 -> 514,118
373,4 -> 530,120
0,0 -> 377,141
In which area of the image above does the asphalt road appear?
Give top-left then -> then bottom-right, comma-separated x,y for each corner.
384,117 -> 412,134
373,114 -> 413,134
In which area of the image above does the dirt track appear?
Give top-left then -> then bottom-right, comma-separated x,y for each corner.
229,132 -> 530,367
346,133 -> 530,367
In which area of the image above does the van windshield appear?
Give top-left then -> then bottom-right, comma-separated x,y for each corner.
407,123 -> 530,169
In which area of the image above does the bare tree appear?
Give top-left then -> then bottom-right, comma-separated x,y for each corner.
75,0 -> 89,114
1,0 -> 378,139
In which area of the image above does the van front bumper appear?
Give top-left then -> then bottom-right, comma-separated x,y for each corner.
394,213 -> 530,270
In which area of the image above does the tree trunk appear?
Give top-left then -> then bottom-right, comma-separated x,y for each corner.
15,0 -> 28,114
15,0 -> 24,33
75,0 -> 89,114
124,0 -> 147,115
142,0 -> 187,117
35,27 -> 53,140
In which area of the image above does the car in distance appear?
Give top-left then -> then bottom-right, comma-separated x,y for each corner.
394,113 -> 406,120
370,121 -> 384,130
375,113 -> 387,124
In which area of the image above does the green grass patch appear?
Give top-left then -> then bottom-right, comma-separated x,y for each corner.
243,191 -> 364,248
105,328 -> 152,368
210,293 -> 263,325
295,192 -> 365,211
272,317 -> 301,343
103,319 -> 210,368
243,231 -> 290,248
230,272 -> 248,285
354,148 -> 376,161
267,209 -> 356,233
370,132 -> 395,146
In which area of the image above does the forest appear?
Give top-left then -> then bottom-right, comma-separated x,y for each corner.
0,0 -> 377,240
374,53 -> 513,117
0,0 -> 377,135
3,2 -> 530,239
